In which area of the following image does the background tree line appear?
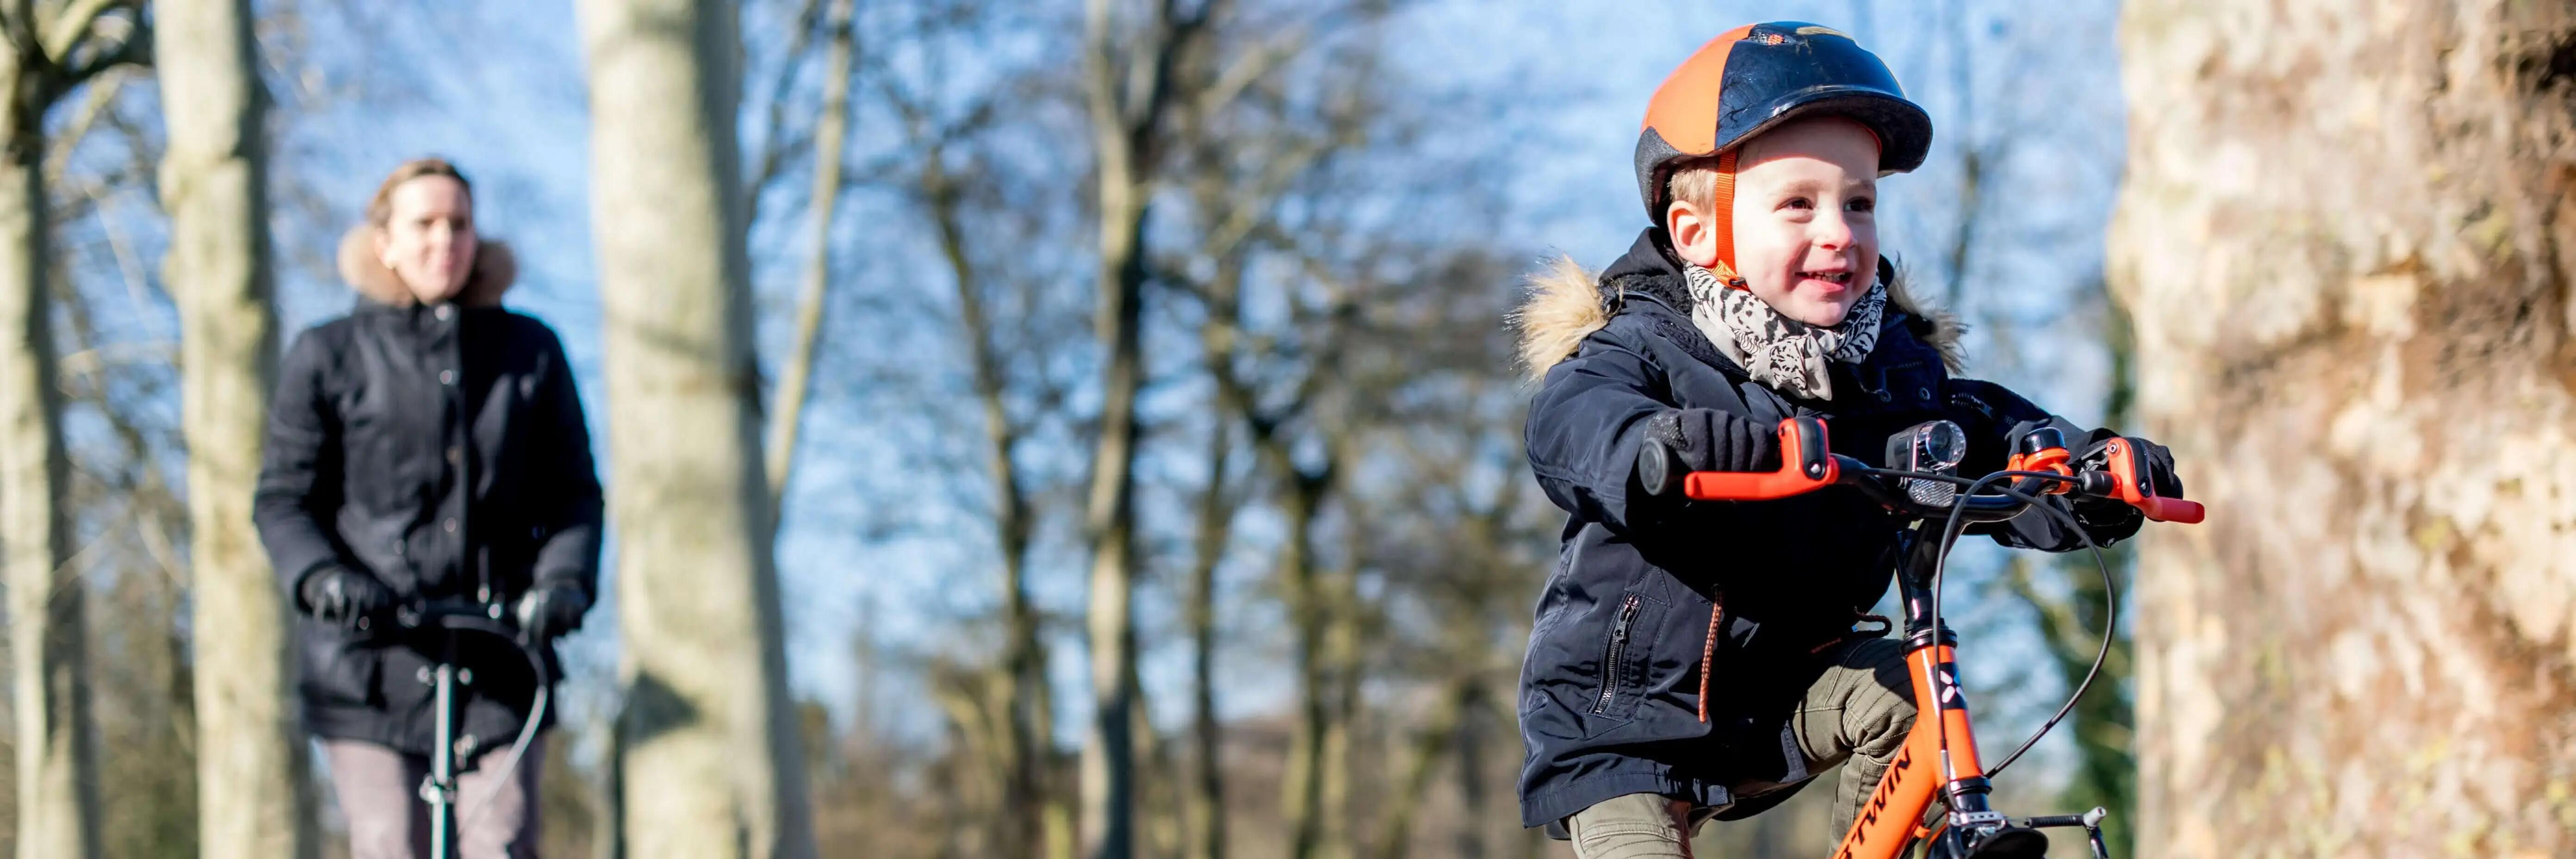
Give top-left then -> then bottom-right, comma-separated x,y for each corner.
0,0 -> 2568,858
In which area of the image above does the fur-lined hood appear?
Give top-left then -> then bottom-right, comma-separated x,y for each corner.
337,225 -> 518,308
1510,237 -> 1962,382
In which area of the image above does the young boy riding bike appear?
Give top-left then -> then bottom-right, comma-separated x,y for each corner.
1513,23 -> 2182,858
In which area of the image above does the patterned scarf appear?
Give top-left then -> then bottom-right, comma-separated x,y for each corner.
1683,262 -> 1887,401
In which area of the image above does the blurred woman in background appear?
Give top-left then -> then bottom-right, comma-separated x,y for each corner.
255,157 -> 602,859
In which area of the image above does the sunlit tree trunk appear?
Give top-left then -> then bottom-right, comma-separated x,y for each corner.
576,0 -> 817,854
2115,2 -> 2576,856
0,109 -> 93,859
155,0 -> 319,855
1077,0 -> 1210,854
0,5 -> 138,850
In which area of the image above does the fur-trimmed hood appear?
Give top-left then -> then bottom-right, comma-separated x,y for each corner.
1510,231 -> 1961,382
337,225 -> 518,308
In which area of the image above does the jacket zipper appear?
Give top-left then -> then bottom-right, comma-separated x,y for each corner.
1595,594 -> 1643,714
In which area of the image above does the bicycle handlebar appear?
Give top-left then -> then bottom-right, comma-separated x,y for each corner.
397,601 -> 539,646
1645,417 -> 2206,524
1678,415 -> 1838,500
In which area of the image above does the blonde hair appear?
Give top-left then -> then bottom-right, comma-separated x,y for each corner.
1664,154 -> 1727,219
1663,155 -> 1738,280
365,157 -> 472,226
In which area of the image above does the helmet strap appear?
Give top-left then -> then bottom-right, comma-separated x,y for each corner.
1709,150 -> 1748,290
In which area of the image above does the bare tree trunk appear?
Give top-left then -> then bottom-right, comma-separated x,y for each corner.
923,142 -> 1052,859
931,672 -> 1004,859
1198,264 -> 1343,859
762,0 -> 855,530
1,54 -> 94,859
1451,689 -> 1487,859
576,0 -> 817,855
154,0 -> 317,856
1183,422 -> 1231,859
1316,553 -> 1361,859
1365,679 -> 1469,859
2115,2 -> 2576,856
1128,660 -> 1177,859
1274,482 -> 1328,859
1076,0 -> 1209,853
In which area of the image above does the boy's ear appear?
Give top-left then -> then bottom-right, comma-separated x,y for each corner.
1665,199 -> 1720,268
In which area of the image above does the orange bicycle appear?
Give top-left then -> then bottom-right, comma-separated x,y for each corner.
1641,416 -> 2203,859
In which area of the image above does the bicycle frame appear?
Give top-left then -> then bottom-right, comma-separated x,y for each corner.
1833,528 -> 1995,859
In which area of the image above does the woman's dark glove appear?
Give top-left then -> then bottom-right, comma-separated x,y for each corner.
299,567 -> 396,632
514,582 -> 591,643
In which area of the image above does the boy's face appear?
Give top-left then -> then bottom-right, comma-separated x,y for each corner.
1669,118 -> 1881,327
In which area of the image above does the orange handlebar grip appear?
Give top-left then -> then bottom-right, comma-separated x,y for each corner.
1682,417 -> 1837,501
2140,496 -> 2205,524
2104,438 -> 2204,524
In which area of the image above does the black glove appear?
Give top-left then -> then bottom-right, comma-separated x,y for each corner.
1637,408 -> 1781,497
2079,434 -> 2183,498
514,582 -> 591,643
2067,433 -> 2184,535
299,567 -> 396,633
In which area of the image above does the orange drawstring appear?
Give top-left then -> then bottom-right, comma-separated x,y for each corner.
1697,593 -> 1725,723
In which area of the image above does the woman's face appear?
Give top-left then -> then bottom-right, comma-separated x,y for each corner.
375,176 -> 478,304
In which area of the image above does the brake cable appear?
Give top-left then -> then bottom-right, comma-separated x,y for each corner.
1849,467 -> 2118,781
428,616 -> 555,837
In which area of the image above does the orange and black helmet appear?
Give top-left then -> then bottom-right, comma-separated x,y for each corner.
1635,22 -> 1931,225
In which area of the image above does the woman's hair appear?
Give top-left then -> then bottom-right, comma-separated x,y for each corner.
365,157 -> 472,226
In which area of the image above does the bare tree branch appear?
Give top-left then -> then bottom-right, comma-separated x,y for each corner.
38,0 -> 120,62
57,12 -> 148,92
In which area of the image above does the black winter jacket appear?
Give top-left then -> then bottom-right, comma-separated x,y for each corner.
254,239 -> 602,757
1513,231 -> 2135,828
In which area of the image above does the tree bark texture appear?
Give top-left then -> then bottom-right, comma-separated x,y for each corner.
575,0 -> 818,854
2114,2 -> 2576,856
1,49 -> 95,859
155,0 -> 319,855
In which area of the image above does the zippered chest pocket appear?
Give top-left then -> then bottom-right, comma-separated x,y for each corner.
1590,590 -> 1667,722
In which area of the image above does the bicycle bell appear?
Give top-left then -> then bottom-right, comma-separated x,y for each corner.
1887,419 -> 1968,507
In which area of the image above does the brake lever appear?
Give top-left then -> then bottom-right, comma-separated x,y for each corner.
2095,438 -> 2204,524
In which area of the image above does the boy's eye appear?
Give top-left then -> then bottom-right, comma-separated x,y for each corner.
1847,197 -> 1875,213
1782,197 -> 1813,211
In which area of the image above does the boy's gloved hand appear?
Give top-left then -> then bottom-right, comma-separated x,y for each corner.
514,582 -> 591,643
1638,407 -> 1782,495
299,566 -> 396,632
2079,434 -> 2183,498
1641,408 -> 1781,479
2069,434 -> 2184,535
